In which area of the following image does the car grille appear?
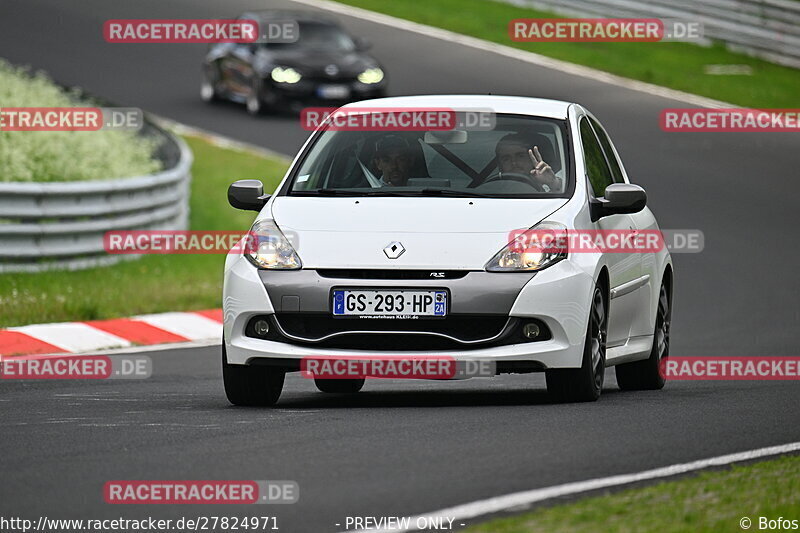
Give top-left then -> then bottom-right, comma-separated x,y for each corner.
245,314 -> 551,351
304,75 -> 359,84
307,335 -> 486,351
272,313 -> 513,350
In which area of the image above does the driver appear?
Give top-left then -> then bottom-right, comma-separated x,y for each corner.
373,135 -> 417,187
495,133 -> 564,192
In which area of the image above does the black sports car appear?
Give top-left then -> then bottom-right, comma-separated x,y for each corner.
201,11 -> 387,114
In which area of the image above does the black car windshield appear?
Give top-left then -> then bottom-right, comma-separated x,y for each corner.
287,113 -> 572,198
264,22 -> 355,52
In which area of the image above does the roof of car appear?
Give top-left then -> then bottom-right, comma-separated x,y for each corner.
341,95 -> 573,120
241,10 -> 338,25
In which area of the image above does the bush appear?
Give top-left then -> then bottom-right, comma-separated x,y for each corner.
0,59 -> 161,182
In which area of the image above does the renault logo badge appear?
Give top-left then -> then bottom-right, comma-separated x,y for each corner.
383,241 -> 405,259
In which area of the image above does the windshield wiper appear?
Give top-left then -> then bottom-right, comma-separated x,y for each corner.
291,188 -> 491,198
416,188 -> 491,198
360,190 -> 416,196
292,188 -> 369,196
292,188 -> 407,197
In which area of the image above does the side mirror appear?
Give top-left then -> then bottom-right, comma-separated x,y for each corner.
591,183 -> 647,220
228,179 -> 270,211
353,36 -> 372,51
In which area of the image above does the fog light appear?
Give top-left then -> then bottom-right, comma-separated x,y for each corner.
522,322 -> 541,339
254,319 -> 270,337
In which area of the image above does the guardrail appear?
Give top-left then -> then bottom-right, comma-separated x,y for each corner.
0,121 -> 192,273
499,0 -> 800,69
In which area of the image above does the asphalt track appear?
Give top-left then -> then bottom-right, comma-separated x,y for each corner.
1,0 -> 799,531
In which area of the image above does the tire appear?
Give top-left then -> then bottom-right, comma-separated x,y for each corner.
200,66 -> 221,103
200,79 -> 219,103
246,78 -> 268,116
314,378 -> 365,394
546,285 -> 607,402
615,279 -> 671,390
222,345 -> 285,406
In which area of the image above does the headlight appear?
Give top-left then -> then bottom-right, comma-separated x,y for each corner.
245,219 -> 302,270
485,221 -> 567,272
271,66 -> 302,84
357,67 -> 384,84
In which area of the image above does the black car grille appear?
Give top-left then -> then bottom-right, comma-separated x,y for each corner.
308,335 -> 484,351
304,75 -> 359,83
245,314 -> 551,351
277,313 -> 508,340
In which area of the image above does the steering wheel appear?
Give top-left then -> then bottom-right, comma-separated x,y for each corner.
481,172 -> 546,192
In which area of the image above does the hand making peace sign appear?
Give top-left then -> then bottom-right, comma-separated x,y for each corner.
527,146 -> 560,191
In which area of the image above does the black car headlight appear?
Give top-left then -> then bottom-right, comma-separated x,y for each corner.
271,66 -> 302,84
357,68 -> 384,84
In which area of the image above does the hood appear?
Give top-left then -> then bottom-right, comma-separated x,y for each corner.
268,197 -> 567,269
262,49 -> 375,78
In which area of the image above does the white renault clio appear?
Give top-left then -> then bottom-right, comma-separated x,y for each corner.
222,95 -> 672,406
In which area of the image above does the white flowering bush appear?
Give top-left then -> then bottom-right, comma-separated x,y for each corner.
0,59 -> 161,182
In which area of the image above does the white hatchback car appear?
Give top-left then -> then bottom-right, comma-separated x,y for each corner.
222,95 -> 672,405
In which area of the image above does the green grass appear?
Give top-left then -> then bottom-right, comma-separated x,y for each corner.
465,454 -> 800,533
0,59 -> 161,182
0,136 -> 288,327
337,0 -> 800,108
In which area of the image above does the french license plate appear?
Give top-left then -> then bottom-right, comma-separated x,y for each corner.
317,84 -> 351,99
332,289 -> 447,318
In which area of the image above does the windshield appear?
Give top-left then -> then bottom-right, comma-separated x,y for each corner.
264,22 -> 355,52
287,113 -> 571,198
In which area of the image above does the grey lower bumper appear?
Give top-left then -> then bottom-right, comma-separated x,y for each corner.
257,270 -> 536,315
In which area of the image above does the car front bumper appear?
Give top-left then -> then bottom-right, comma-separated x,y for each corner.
223,254 -> 594,370
264,77 -> 386,106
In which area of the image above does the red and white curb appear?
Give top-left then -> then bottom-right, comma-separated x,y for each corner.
0,309 -> 222,357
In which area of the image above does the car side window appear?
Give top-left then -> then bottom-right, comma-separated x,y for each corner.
589,117 -> 625,183
579,117 -> 614,197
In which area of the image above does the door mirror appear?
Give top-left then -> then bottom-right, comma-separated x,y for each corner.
228,179 -> 269,211
591,183 -> 647,219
